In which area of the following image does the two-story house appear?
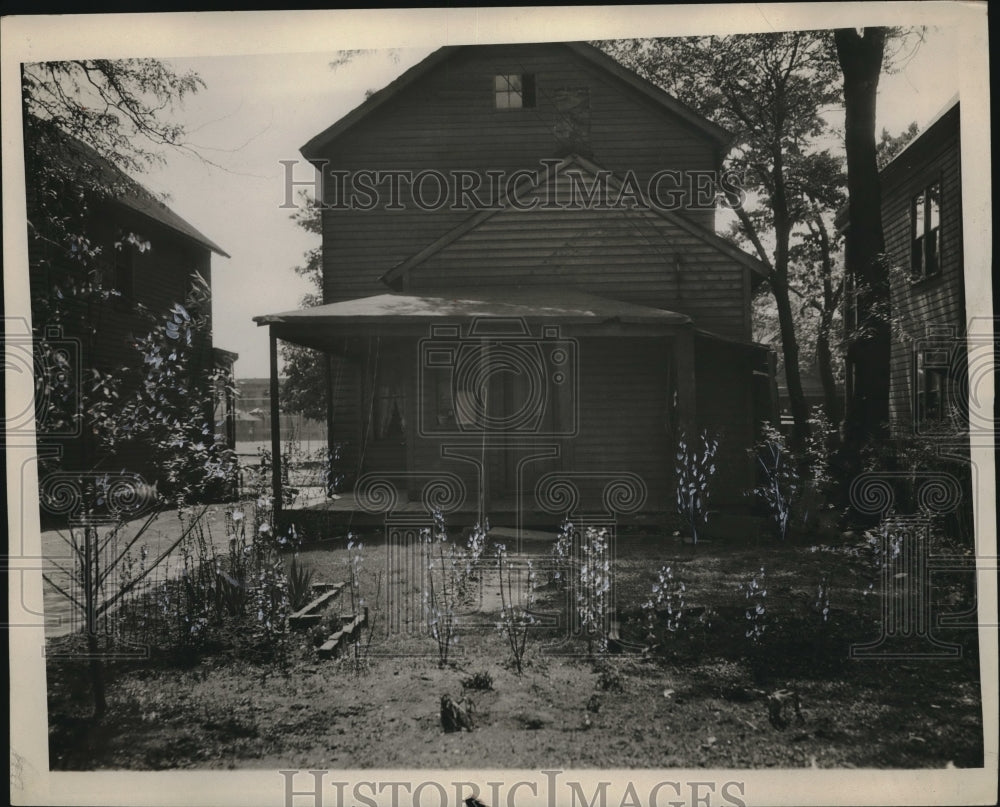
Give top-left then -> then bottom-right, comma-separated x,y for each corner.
843,99 -> 965,439
27,125 -> 238,492
256,42 -> 774,529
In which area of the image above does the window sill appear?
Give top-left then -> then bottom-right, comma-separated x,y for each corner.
909,271 -> 943,288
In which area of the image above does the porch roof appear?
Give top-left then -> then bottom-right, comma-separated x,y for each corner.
255,288 -> 692,347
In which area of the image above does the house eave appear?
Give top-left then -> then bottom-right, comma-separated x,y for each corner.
300,42 -> 732,163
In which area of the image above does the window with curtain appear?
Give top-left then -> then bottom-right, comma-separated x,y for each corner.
911,180 -> 941,280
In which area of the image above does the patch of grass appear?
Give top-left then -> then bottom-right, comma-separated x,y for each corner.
46,536 -> 984,770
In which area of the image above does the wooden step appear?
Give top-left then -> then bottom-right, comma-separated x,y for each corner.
288,583 -> 343,629
317,608 -> 369,659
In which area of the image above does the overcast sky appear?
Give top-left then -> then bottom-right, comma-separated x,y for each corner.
92,27 -> 961,380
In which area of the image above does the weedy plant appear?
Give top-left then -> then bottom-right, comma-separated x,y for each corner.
549,518 -> 575,588
458,518 -> 490,603
740,566 -> 768,645
345,535 -> 382,674
675,430 -> 719,544
738,566 -> 768,681
421,512 -> 462,668
641,564 -> 686,651
752,412 -> 834,541
753,424 -> 799,542
577,526 -> 612,656
287,555 -> 315,612
462,670 -> 494,692
495,543 -> 537,675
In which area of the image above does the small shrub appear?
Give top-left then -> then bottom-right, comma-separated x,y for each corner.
495,543 -> 537,675
458,519 -> 490,603
641,564 -> 686,650
738,566 -> 768,664
675,430 -> 719,544
594,661 -> 625,692
549,519 -> 574,588
577,526 -> 612,655
465,518 -> 489,568
421,512 -> 462,668
345,535 -> 381,674
752,411 -> 835,541
753,425 -> 799,541
462,670 -> 494,692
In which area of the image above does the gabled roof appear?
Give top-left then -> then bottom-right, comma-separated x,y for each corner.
300,41 -> 731,161
879,97 -> 960,188
379,152 -> 769,286
114,182 -> 230,259
37,120 -> 229,258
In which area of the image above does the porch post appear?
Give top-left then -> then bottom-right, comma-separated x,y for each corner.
325,353 -> 335,497
269,328 -> 283,519
672,327 -> 697,438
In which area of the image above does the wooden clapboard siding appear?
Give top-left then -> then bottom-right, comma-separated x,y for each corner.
572,337 -> 672,511
879,104 -> 963,432
327,352 -> 363,486
407,168 -> 749,340
315,43 -> 722,305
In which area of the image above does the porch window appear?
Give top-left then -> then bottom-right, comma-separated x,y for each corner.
375,383 -> 406,440
495,74 -> 535,110
911,181 -> 941,280
914,349 -> 948,425
434,383 -> 479,429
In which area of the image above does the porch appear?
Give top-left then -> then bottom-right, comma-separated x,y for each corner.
254,287 -> 769,536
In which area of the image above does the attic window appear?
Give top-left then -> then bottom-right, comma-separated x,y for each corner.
495,74 -> 535,110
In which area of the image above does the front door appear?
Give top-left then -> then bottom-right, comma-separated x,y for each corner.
481,354 -> 563,513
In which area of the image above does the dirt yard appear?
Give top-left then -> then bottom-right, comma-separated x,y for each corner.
46,533 -> 984,770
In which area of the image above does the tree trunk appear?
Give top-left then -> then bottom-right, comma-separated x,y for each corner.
87,635 -> 107,720
770,158 -> 811,448
816,316 -> 842,426
84,524 -> 107,719
773,274 -> 811,445
835,27 -> 891,452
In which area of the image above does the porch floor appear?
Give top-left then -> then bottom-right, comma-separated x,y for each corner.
279,488 -> 670,535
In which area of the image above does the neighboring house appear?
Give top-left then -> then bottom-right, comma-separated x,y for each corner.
256,42 -> 775,526
27,127 -> 237,487
235,378 -> 326,445
842,99 -> 965,438
776,369 -> 843,430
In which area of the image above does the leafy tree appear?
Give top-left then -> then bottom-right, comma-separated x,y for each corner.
23,59 -> 209,468
278,191 -> 328,422
877,121 -> 920,169
600,34 -> 843,447
23,58 -> 233,717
